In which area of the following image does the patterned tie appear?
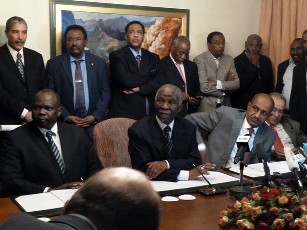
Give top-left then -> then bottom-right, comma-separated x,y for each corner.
162,126 -> 173,159
46,130 -> 65,174
74,60 -> 87,117
271,126 -> 284,151
16,52 -> 24,78
136,55 -> 141,70
175,63 -> 187,92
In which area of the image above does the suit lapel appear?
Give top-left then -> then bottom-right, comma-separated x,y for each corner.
149,117 -> 164,155
228,112 -> 245,152
61,54 -> 74,87
57,122 -> 72,172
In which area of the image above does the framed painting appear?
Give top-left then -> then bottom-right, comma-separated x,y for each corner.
50,0 -> 189,62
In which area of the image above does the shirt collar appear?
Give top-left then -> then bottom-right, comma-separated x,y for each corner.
70,53 -> 86,62
155,116 -> 174,132
169,53 -> 183,65
38,122 -> 58,136
243,118 -> 259,135
209,52 -> 221,61
129,47 -> 142,58
6,42 -> 24,59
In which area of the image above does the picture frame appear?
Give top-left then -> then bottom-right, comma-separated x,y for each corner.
50,0 -> 189,62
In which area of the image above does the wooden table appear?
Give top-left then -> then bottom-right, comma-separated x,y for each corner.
0,192 -> 235,230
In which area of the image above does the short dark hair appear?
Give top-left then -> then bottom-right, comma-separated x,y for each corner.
5,16 -> 27,32
64,168 -> 160,230
207,31 -> 224,43
64,24 -> 87,40
125,21 -> 145,34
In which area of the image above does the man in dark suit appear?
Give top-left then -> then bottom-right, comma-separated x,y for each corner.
0,16 -> 45,125
288,58 -> 307,135
266,93 -> 307,160
186,93 -> 275,168
231,34 -> 274,110
157,36 -> 202,116
47,25 -> 110,139
108,21 -> 160,120
0,89 -> 102,196
275,38 -> 305,110
0,168 -> 161,230
128,84 -> 215,181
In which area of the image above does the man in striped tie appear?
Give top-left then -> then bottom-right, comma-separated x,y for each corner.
128,84 -> 215,181
0,89 -> 102,196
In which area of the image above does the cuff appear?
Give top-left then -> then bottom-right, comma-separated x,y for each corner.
20,108 -> 29,119
43,187 -> 50,192
177,170 -> 189,181
216,80 -> 222,89
198,143 -> 206,151
164,160 -> 170,169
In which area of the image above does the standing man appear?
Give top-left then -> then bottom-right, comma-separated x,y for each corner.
157,36 -> 202,116
193,31 -> 239,111
186,93 -> 275,168
0,16 -> 45,125
128,84 -> 215,181
302,30 -> 307,55
108,21 -> 160,120
266,93 -> 307,160
46,25 -> 111,139
0,89 -> 102,196
275,38 -> 305,110
231,34 -> 274,110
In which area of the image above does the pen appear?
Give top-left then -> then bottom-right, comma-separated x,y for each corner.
193,164 -> 213,187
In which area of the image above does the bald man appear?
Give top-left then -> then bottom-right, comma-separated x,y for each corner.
186,93 -> 275,168
231,34 -> 274,110
1,167 -> 161,230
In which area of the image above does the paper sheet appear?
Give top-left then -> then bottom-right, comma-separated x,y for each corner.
0,125 -> 21,131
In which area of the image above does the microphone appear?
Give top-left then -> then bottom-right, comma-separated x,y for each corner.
234,135 -> 250,164
284,146 -> 303,191
256,143 -> 274,187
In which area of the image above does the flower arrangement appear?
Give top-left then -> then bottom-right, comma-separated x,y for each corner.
219,187 -> 307,230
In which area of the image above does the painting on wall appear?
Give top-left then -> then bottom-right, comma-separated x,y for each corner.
50,0 -> 189,62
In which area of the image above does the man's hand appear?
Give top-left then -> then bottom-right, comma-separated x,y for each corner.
146,161 -> 168,180
66,115 -> 95,127
189,163 -> 216,180
226,72 -> 237,81
182,92 -> 190,101
123,87 -> 140,94
188,96 -> 203,105
24,111 -> 32,123
208,79 -> 217,86
48,182 -> 83,191
272,146 -> 285,159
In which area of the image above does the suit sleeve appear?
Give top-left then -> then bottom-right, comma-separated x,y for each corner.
275,64 -> 284,93
0,134 -> 46,195
91,59 -> 111,121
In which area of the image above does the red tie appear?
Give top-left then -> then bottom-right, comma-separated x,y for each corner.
271,126 -> 284,152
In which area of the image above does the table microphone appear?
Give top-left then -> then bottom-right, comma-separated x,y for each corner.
256,143 -> 274,187
234,135 -> 250,164
284,146 -> 303,191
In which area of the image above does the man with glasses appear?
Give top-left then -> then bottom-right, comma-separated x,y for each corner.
266,93 -> 307,160
46,24 -> 111,140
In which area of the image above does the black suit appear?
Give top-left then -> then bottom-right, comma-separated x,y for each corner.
128,116 -> 201,181
289,59 -> 307,134
1,213 -> 96,230
231,51 -> 274,109
108,46 -> 160,120
158,55 -> 201,115
275,59 -> 290,93
0,44 -> 45,124
0,122 -> 102,196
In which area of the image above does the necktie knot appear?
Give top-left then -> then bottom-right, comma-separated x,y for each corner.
163,126 -> 171,135
17,52 -> 22,59
46,130 -> 54,139
136,55 -> 141,61
74,60 -> 83,66
248,128 -> 253,136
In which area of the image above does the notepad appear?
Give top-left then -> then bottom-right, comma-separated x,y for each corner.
13,189 -> 78,217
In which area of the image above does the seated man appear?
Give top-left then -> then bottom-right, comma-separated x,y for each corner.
0,89 -> 102,196
1,167 -> 161,230
128,84 -> 215,181
266,92 -> 307,160
186,93 -> 275,168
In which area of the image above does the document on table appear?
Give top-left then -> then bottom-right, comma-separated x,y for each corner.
228,161 -> 291,178
13,189 -> 77,216
151,171 -> 239,192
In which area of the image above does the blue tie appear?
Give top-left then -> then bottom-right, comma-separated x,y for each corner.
46,130 -> 65,174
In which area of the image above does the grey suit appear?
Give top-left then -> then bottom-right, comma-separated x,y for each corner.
193,51 -> 239,111
186,106 -> 275,167
280,116 -> 307,148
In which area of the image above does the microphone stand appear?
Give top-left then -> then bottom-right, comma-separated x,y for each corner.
229,154 -> 252,199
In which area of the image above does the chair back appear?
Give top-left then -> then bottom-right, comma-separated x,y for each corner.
93,118 -> 136,167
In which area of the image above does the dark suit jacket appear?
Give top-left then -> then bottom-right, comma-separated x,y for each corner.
46,53 -> 111,121
289,59 -> 307,134
0,44 -> 45,124
1,213 -> 96,230
128,116 -> 201,181
108,46 -> 160,120
0,122 -> 102,196
280,115 -> 307,147
232,51 -> 274,109
157,55 -> 201,115
186,106 -> 275,167
275,59 -> 290,93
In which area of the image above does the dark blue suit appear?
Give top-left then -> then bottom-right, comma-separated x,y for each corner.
46,53 -> 110,121
108,46 -> 160,120
128,116 -> 201,181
